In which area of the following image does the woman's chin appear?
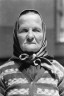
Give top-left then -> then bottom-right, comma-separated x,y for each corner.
22,47 -> 39,52
21,44 -> 41,52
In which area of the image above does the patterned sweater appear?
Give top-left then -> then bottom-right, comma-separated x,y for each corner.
0,58 -> 64,96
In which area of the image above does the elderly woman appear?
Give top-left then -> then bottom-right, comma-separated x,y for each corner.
0,9 -> 64,96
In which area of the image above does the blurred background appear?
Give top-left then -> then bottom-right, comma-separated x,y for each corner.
0,0 -> 64,65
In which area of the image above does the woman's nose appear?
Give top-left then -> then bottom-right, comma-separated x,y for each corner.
27,30 -> 34,42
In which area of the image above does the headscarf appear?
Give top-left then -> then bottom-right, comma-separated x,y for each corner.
12,10 -> 51,68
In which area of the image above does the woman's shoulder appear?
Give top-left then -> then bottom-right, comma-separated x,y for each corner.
41,55 -> 64,80
0,56 -> 17,74
0,56 -> 20,71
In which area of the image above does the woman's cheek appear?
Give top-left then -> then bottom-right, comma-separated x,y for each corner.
36,34 -> 43,44
17,35 -> 25,45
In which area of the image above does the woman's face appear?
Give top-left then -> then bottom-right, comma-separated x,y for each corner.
17,13 -> 44,52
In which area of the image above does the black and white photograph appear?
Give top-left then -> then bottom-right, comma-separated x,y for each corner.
0,0 -> 64,96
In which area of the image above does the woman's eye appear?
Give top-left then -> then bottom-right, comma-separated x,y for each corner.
21,29 -> 28,32
19,29 -> 28,33
33,28 -> 40,32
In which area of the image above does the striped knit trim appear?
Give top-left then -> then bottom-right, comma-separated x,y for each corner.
51,60 -> 64,79
0,68 -> 18,79
7,88 -> 59,96
7,88 -> 29,95
36,77 -> 58,86
8,78 -> 29,86
37,88 -> 59,96
41,60 -> 64,80
0,61 -> 14,69
52,60 -> 64,72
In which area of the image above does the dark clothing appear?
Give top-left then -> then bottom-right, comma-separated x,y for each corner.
0,56 -> 64,96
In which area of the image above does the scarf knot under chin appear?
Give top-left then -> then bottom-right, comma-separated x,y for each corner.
19,53 -> 41,66
19,53 -> 52,70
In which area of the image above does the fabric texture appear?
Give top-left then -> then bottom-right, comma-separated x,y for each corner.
0,10 -> 64,96
0,57 -> 64,96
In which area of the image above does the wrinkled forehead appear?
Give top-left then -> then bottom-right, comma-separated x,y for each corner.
18,12 -> 42,25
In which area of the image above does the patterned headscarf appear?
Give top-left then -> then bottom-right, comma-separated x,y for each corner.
13,9 -> 48,67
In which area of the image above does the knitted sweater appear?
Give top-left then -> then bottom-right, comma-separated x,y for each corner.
0,58 -> 64,96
